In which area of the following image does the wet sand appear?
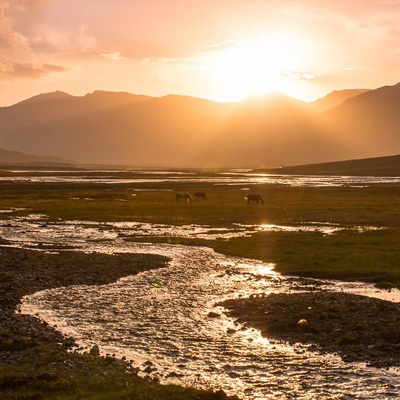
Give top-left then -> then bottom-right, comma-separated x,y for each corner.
219,291 -> 400,368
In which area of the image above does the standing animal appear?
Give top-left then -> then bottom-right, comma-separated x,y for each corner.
194,192 -> 207,201
245,194 -> 264,205
175,192 -> 192,203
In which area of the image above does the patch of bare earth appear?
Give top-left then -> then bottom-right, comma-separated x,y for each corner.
219,291 -> 400,368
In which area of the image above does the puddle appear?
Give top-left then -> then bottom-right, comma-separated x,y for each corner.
0,215 -> 399,399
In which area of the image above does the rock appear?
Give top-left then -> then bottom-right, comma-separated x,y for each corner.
211,389 -> 228,399
64,337 -> 76,347
143,365 -> 154,373
89,344 -> 100,356
207,311 -> 221,318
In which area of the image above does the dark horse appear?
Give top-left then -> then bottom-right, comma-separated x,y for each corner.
194,192 -> 207,201
245,194 -> 264,205
175,192 -> 192,203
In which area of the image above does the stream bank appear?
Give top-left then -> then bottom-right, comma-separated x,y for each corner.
0,246 -> 236,400
219,291 -> 400,368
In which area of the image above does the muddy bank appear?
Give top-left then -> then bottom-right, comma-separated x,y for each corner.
0,245 -> 236,400
219,291 -> 400,368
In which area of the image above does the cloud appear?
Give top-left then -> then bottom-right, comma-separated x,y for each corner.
0,58 -> 68,79
200,40 -> 241,53
0,1 -> 29,49
100,52 -> 123,61
283,71 -> 318,81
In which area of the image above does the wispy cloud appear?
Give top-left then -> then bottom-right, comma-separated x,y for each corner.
0,1 -> 29,49
0,58 -> 68,79
283,71 -> 317,81
200,40 -> 241,54
100,52 -> 124,61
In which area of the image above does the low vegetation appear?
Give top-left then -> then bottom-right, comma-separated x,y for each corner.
0,170 -> 399,397
1,175 -> 399,287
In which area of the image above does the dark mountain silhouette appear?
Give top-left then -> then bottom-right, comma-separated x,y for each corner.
204,92 -> 336,167
0,148 -> 76,167
257,154 -> 400,176
317,83 -> 400,162
0,83 -> 399,168
310,89 -> 370,112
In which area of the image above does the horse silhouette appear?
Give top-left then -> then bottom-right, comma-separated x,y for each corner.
175,192 -> 192,203
194,192 -> 207,201
245,194 -> 264,205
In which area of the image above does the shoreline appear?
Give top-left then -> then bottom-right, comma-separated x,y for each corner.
0,245 -> 237,400
219,290 -> 400,368
1,239 -> 400,398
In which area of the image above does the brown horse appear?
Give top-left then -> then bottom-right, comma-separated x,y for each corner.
175,192 -> 192,203
194,192 -> 207,201
245,194 -> 264,205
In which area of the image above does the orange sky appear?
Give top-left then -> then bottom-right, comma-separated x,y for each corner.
1,0 -> 400,106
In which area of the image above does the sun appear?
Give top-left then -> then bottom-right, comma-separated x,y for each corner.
204,37 -> 309,102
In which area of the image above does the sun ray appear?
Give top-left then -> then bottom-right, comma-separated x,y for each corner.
203,37 -> 311,102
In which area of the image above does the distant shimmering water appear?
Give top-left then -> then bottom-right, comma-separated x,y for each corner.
1,168 -> 400,186
0,213 -> 398,399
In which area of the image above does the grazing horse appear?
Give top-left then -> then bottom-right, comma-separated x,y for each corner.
175,191 -> 192,203
194,192 -> 207,201
245,194 -> 264,205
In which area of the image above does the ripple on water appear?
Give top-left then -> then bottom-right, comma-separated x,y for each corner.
1,216 -> 398,399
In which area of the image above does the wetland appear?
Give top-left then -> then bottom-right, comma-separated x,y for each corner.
0,168 -> 400,399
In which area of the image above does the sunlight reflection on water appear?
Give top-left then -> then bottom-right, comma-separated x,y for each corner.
0,214 -> 397,399
0,169 -> 400,186
21,244 -> 400,399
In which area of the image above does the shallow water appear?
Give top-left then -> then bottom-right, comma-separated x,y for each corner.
1,168 -> 400,187
0,214 -> 398,399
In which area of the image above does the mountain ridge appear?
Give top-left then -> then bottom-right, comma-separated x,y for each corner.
256,154 -> 400,176
0,148 -> 76,167
309,89 -> 370,112
0,83 -> 399,168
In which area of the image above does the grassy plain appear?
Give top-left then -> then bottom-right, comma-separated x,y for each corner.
0,171 -> 399,287
0,170 -> 399,399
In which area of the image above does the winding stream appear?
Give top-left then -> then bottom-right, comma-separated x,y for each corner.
0,214 -> 399,399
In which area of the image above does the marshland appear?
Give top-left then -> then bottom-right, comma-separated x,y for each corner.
0,168 -> 399,399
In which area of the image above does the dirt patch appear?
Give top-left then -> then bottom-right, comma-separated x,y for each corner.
219,291 -> 400,368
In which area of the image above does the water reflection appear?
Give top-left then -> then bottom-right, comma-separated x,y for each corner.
1,169 -> 400,186
0,213 -> 385,243
0,215 -> 397,399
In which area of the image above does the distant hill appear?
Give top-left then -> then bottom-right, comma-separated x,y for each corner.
0,148 -> 76,167
317,83 -> 400,162
0,84 -> 399,168
309,89 -> 370,112
257,154 -> 400,176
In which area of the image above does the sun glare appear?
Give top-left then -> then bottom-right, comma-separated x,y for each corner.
204,38 -> 309,102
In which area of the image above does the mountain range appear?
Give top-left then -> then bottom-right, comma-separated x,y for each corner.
0,83 -> 399,168
0,148 -> 75,168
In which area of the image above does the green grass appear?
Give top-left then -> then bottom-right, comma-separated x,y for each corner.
208,229 -> 400,286
1,175 -> 399,398
1,180 -> 399,287
1,183 -> 399,226
0,361 -> 221,400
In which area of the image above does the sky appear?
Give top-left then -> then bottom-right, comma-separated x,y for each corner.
1,0 -> 400,106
